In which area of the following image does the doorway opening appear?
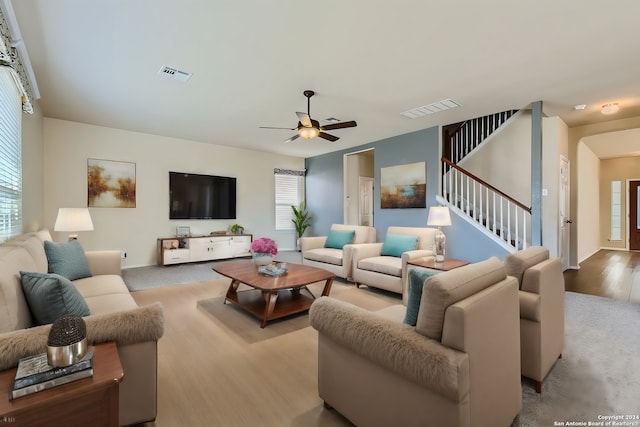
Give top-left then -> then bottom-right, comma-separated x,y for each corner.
344,149 -> 375,226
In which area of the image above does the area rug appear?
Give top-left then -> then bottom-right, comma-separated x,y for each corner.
513,291 -> 640,426
196,280 -> 365,344
197,296 -> 314,343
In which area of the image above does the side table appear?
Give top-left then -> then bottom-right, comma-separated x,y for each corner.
0,341 -> 124,427
408,257 -> 470,272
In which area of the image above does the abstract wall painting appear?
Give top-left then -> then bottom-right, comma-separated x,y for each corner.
87,159 -> 136,208
380,162 -> 426,209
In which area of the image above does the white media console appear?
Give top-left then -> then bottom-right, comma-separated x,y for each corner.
157,234 -> 252,266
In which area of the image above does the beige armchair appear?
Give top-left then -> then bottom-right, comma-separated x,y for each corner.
301,224 -> 376,280
504,246 -> 565,393
310,257 -> 522,427
351,226 -> 436,295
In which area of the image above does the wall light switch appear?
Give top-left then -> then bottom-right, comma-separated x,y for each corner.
542,188 -> 548,196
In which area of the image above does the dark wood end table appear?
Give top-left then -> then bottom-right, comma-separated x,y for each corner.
0,341 -> 124,427
213,260 -> 335,328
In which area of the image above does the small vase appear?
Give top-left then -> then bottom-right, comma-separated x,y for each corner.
252,252 -> 272,266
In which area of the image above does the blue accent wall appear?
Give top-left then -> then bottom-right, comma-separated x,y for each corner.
305,125 -> 513,262
305,127 -> 438,241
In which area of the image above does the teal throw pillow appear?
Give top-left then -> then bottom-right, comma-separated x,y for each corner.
20,271 -> 90,326
44,240 -> 93,281
324,229 -> 356,249
404,268 -> 439,326
381,234 -> 419,258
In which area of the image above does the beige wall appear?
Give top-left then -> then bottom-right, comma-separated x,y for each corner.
541,116 -> 569,258
21,100 -> 44,232
460,111 -> 532,206
599,157 -> 640,250
576,142 -> 600,263
43,118 -> 304,267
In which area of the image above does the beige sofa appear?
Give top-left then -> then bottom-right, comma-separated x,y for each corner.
310,257 -> 522,427
505,246 -> 565,393
351,226 -> 436,296
301,224 -> 376,280
0,230 -> 163,426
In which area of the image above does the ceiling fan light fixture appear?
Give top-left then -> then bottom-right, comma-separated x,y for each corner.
299,126 -> 320,139
601,103 -> 619,115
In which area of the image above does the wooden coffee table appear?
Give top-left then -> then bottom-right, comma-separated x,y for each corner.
213,260 -> 336,328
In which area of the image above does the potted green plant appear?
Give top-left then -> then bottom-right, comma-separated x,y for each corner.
291,202 -> 311,251
229,224 -> 245,235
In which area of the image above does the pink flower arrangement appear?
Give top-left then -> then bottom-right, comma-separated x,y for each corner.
250,237 -> 278,256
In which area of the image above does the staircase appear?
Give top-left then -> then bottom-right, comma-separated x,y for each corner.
440,110 -> 531,252
443,110 -> 518,164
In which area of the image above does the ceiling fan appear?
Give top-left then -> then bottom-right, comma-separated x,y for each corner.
260,90 -> 357,143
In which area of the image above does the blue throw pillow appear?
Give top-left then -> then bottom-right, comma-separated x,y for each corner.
404,268 -> 439,326
381,234 -> 419,257
20,271 -> 90,326
44,240 -> 93,281
324,229 -> 356,249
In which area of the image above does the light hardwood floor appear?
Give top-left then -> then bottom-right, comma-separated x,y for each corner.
132,276 -> 399,427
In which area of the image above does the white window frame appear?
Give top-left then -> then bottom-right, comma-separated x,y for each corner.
611,180 -> 621,241
0,66 -> 22,242
274,169 -> 305,230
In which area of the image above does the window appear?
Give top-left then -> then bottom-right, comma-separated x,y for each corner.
611,180 -> 621,241
274,168 -> 305,230
0,66 -> 22,242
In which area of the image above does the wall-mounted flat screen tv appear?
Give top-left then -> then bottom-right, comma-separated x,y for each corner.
169,171 -> 236,219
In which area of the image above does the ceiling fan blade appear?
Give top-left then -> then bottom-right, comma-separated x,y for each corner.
318,132 -> 339,142
296,112 -> 312,127
259,126 -> 296,130
321,120 -> 357,131
284,134 -> 300,143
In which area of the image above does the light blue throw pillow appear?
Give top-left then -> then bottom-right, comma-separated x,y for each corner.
324,229 -> 356,249
44,240 -> 93,281
20,271 -> 90,326
404,268 -> 439,326
381,234 -> 419,257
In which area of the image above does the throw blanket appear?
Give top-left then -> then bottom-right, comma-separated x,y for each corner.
0,303 -> 164,370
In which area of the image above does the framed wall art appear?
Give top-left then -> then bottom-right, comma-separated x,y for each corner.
380,161 -> 426,209
87,158 -> 136,208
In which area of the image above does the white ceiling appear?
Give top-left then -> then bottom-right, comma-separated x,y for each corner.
9,0 -> 640,158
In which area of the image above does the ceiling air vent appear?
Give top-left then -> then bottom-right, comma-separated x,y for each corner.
400,99 -> 460,119
158,65 -> 192,82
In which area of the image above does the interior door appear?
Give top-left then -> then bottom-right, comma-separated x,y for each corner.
629,181 -> 640,250
559,156 -> 571,270
359,177 -> 374,226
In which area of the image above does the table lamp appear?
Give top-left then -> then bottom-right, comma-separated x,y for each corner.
427,206 -> 451,262
54,208 -> 94,240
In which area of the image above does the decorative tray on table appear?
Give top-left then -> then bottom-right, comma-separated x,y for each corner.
258,263 -> 288,277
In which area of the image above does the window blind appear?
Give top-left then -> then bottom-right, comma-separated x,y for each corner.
0,66 -> 22,242
274,169 -> 304,230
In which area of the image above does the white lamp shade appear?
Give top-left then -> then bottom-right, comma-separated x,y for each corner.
427,206 -> 452,227
54,208 -> 94,232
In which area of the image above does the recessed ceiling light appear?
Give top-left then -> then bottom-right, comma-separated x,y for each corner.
574,104 -> 586,110
400,99 -> 460,119
601,103 -> 619,115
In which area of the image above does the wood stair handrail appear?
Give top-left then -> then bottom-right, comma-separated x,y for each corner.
442,157 -> 532,213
